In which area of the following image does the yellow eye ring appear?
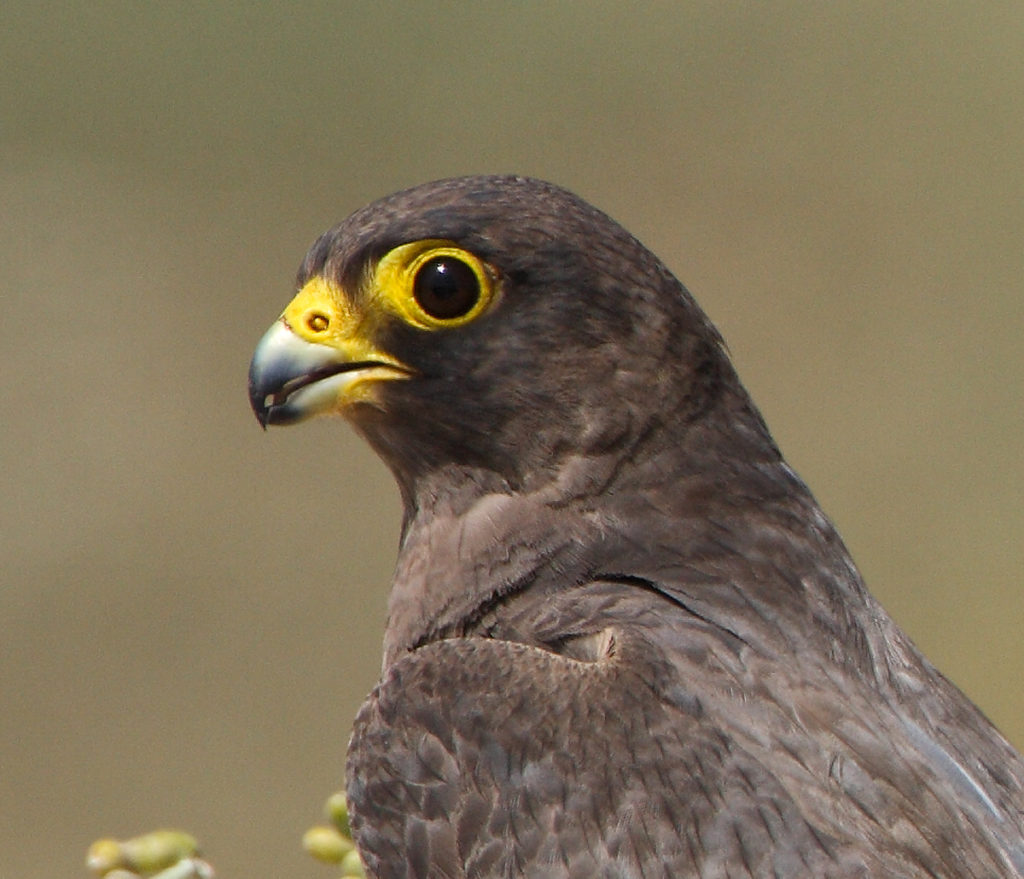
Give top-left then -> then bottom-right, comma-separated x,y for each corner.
372,240 -> 497,330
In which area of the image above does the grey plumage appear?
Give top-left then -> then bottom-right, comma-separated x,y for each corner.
249,176 -> 1024,877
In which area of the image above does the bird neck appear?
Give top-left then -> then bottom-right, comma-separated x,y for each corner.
379,393 -> 890,683
381,462 -> 593,668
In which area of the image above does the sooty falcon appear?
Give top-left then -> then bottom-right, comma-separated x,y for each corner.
248,175 -> 1024,877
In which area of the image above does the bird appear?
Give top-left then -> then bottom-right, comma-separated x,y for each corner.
248,175 -> 1024,877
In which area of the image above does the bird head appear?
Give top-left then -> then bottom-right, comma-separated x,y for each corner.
248,176 -> 761,506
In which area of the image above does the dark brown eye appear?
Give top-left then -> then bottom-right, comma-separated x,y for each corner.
413,256 -> 481,320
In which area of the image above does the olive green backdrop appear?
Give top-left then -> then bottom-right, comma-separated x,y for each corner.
2,3 -> 1022,878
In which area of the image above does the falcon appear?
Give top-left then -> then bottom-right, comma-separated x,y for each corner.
248,175 -> 1024,877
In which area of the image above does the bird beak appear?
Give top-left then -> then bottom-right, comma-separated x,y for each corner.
248,277 -> 412,428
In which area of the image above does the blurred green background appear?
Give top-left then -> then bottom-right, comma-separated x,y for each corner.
2,3 -> 1022,877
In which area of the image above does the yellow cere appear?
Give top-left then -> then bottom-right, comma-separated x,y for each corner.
281,276 -> 361,346
371,239 -> 498,330
281,276 -> 404,368
275,275 -> 412,410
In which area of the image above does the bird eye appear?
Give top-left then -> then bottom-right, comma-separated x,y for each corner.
412,256 -> 481,321
373,240 -> 496,329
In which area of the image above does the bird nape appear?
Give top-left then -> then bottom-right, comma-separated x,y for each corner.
248,175 -> 1024,878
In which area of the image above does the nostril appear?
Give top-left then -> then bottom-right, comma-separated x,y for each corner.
307,312 -> 330,333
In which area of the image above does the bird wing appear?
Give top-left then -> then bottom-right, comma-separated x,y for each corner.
347,572 -> 1024,878
347,632 -> 889,878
